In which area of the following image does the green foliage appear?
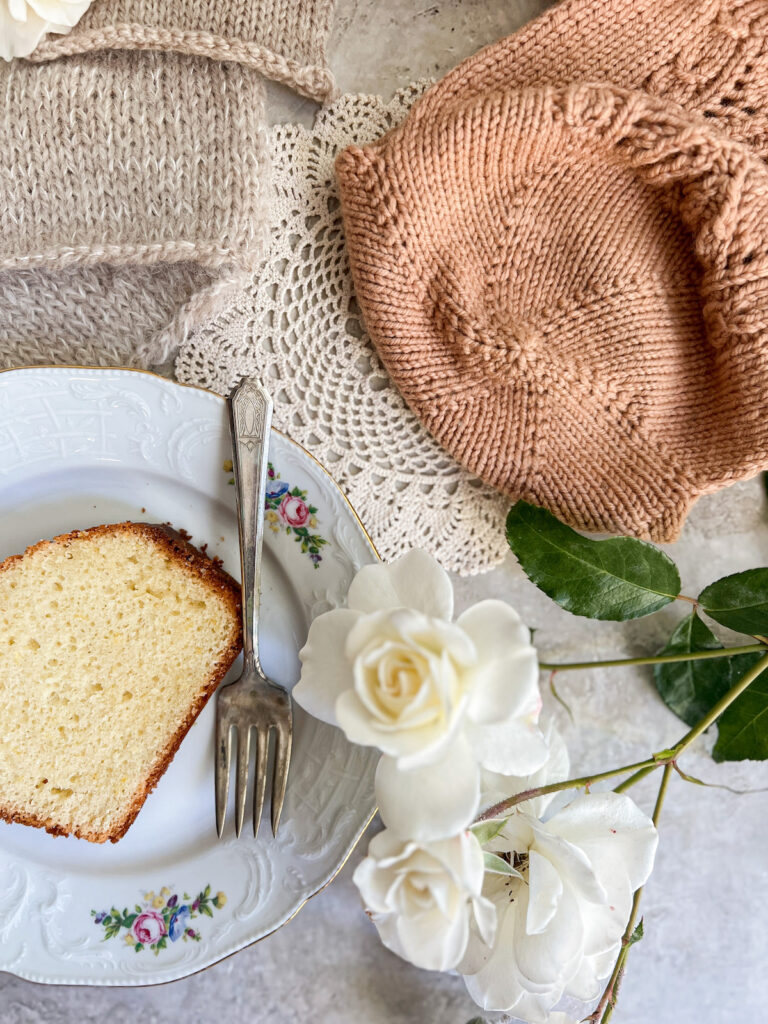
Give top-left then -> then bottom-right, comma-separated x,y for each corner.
699,569 -> 768,635
627,919 -> 644,947
505,502 -> 680,620
713,657 -> 768,762
483,852 -> 520,877
469,819 -> 506,845
654,612 -> 733,727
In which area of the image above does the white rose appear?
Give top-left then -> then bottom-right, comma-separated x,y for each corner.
0,0 -> 92,61
352,827 -> 496,972
460,792 -> 658,1022
293,549 -> 547,839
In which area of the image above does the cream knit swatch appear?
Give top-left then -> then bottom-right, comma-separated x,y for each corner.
29,0 -> 337,103
0,0 -> 339,370
0,47 -> 268,369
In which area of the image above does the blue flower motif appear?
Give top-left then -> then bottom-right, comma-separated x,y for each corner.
168,905 -> 190,942
265,481 -> 290,500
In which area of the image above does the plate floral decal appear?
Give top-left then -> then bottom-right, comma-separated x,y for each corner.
92,886 -> 226,954
226,459 -> 328,568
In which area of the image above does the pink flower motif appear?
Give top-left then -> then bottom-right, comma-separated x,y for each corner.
279,494 -> 310,528
132,910 -> 166,945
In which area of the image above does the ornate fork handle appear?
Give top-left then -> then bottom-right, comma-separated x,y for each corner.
227,378 -> 273,675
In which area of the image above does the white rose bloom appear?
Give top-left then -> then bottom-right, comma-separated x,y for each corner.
352,827 -> 496,972
293,549 -> 547,838
461,791 -> 658,1023
0,0 -> 91,61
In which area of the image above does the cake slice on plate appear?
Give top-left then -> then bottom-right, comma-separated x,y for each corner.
0,522 -> 242,843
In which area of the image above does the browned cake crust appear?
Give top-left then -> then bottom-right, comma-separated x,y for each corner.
0,521 -> 243,843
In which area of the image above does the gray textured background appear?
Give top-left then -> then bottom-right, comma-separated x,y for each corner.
3,2 -> 768,1022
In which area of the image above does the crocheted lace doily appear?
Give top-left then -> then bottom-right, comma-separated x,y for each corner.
176,84 -> 510,576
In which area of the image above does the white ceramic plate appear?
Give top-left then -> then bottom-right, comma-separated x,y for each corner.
0,366 -> 378,985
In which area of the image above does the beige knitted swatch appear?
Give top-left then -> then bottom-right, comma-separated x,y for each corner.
29,0 -> 337,103
0,0 -> 337,370
336,0 -> 768,541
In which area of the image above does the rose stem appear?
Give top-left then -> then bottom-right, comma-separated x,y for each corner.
477,652 -> 768,821
590,763 -> 673,1024
538,643 -> 765,673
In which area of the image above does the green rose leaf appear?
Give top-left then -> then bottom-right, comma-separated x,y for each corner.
483,853 -> 521,877
699,569 -> 768,636
654,612 -> 733,727
505,501 -> 681,620
470,819 -> 506,845
713,653 -> 768,762
627,919 -> 644,947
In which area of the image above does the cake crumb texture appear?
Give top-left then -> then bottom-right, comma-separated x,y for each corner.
0,522 -> 242,843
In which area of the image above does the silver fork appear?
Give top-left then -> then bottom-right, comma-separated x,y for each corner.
216,378 -> 293,839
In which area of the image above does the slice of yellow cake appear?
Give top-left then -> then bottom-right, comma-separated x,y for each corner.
0,522 -> 242,843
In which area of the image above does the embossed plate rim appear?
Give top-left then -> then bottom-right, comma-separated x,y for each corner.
0,365 -> 378,986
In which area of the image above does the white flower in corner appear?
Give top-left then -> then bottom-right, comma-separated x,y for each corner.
293,549 -> 547,839
460,791 -> 658,1023
352,827 -> 496,972
0,0 -> 92,61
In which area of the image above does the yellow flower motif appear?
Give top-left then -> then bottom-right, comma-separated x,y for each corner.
160,887 -> 170,899
310,516 -> 317,528
152,896 -> 165,909
125,934 -> 135,945
216,892 -> 227,907
144,891 -> 155,901
266,510 -> 278,522
269,523 -> 280,534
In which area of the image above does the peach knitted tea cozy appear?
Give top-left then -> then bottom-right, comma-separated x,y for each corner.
0,0 -> 337,370
336,0 -> 768,541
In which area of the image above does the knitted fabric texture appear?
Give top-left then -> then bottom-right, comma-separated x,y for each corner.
29,0 -> 337,102
0,0 -> 342,368
336,0 -> 768,541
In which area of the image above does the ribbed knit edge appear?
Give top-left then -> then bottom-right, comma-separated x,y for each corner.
0,240 -> 265,274
28,24 -> 338,103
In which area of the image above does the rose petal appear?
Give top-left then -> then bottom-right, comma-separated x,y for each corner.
347,549 -> 454,619
375,735 -> 480,840
526,850 -> 564,935
480,722 -> 570,818
530,827 -> 607,905
293,608 -> 361,726
395,904 -> 470,970
457,599 -> 532,661
462,901 -> 530,1012
546,793 -> 658,893
466,717 -> 550,776
564,942 -> 620,1001
578,892 -> 633,959
513,881 -> 583,991
336,687 -> 457,761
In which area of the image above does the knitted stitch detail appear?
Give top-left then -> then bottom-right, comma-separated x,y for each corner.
29,25 -> 336,103
0,47 -> 269,368
411,0 -> 768,158
29,0 -> 337,102
336,79 -> 768,541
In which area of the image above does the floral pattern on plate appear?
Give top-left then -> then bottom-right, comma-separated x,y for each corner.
226,459 -> 328,568
92,885 -> 226,955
